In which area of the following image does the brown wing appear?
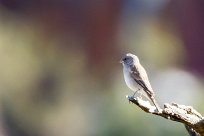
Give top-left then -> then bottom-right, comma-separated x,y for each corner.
129,64 -> 154,96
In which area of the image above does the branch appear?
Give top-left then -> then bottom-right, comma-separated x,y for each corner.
127,96 -> 204,136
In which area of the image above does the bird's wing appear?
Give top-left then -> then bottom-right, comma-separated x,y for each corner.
129,64 -> 154,96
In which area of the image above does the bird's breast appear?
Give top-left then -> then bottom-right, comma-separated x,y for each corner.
123,67 -> 141,91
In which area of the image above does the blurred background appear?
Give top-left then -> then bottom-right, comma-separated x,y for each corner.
0,0 -> 204,136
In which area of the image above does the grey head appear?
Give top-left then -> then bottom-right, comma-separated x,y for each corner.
120,53 -> 139,66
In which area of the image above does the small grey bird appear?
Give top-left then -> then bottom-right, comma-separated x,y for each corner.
120,53 -> 160,111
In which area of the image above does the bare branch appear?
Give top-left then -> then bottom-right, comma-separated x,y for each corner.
127,96 -> 204,136
185,125 -> 200,136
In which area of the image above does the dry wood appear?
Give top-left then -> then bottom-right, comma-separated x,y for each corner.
127,96 -> 204,136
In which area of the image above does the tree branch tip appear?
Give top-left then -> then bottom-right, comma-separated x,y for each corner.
126,95 -> 134,100
126,95 -> 159,113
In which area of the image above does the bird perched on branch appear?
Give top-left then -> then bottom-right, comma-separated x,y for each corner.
120,53 -> 160,111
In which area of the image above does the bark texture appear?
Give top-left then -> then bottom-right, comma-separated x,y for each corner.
127,96 -> 204,136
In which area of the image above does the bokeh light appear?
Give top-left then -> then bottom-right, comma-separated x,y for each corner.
0,1 -> 203,136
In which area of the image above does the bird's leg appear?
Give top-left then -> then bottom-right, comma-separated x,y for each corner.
138,91 -> 143,99
132,89 -> 140,98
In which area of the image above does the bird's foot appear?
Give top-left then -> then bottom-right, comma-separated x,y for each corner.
131,89 -> 140,98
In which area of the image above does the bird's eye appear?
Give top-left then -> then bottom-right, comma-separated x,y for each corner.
124,58 -> 127,61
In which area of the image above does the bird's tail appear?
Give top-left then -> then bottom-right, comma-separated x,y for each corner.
150,96 -> 160,111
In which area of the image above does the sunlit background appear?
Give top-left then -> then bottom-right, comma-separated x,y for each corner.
0,0 -> 204,136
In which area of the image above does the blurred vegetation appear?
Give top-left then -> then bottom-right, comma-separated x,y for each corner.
0,1 -> 204,136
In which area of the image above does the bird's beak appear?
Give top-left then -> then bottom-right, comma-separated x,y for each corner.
119,59 -> 123,63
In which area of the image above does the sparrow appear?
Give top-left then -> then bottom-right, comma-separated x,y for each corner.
120,53 -> 160,111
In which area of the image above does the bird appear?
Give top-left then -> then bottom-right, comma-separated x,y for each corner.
120,53 -> 160,111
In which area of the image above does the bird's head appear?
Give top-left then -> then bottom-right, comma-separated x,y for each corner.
120,53 -> 139,66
